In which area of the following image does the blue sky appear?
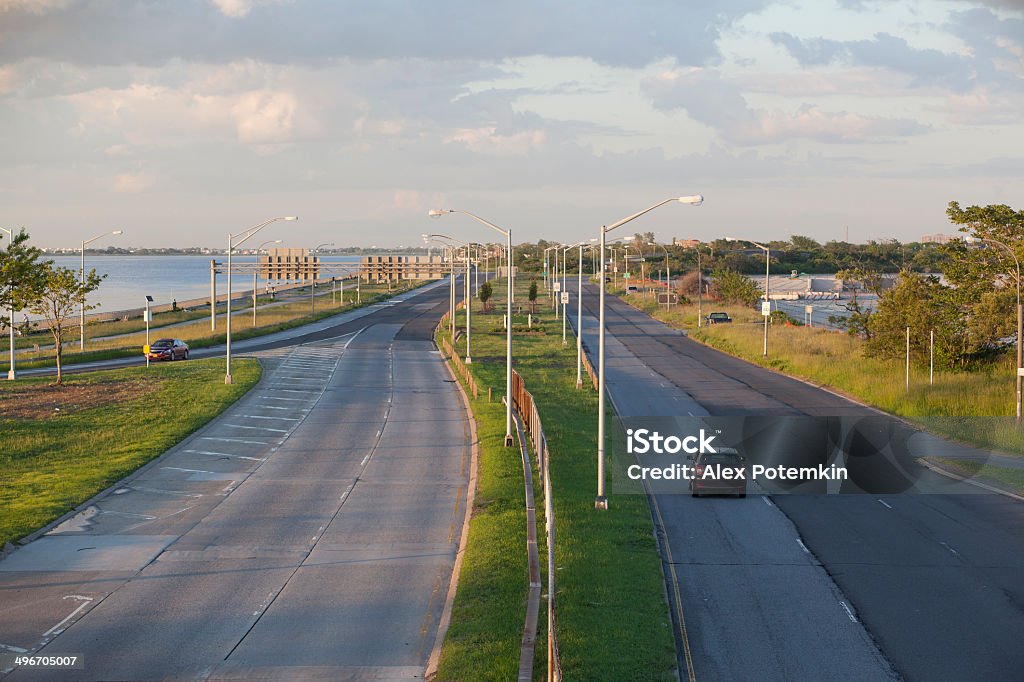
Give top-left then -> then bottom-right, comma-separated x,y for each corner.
0,0 -> 1021,248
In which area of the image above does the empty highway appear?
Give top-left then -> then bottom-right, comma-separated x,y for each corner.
0,282 -> 472,680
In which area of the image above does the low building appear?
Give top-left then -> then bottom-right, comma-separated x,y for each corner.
361,255 -> 446,282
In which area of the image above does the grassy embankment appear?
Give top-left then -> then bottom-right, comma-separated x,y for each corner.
434,279 -> 676,681
0,358 -> 261,546
617,288 -> 1024,491
4,282 -> 412,370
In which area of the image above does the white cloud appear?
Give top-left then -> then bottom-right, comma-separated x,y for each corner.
209,0 -> 290,19
0,0 -> 69,13
444,127 -> 546,155
111,172 -> 155,193
0,67 -> 17,94
230,90 -> 297,144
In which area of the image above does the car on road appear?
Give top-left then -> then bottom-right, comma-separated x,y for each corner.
147,338 -> 190,361
689,447 -> 747,497
626,285 -> 639,293
705,312 -> 732,324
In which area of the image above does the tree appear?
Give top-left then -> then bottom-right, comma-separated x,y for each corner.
830,266 -> 886,339
478,280 -> 493,312
710,268 -> 761,306
865,271 -> 973,369
0,228 -> 49,330
528,280 -> 538,313
25,264 -> 105,384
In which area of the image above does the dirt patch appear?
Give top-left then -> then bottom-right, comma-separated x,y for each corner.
0,378 -> 160,420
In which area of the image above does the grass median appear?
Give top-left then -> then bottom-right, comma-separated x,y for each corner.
435,280 -> 676,680
0,357 -> 260,547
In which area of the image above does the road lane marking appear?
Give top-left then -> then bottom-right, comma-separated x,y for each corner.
762,495 -> 774,507
260,396 -> 306,402
796,538 -> 811,555
224,424 -> 289,433
163,467 -> 215,474
199,437 -> 271,445
877,499 -> 893,509
0,643 -> 29,653
839,601 -> 858,623
235,414 -> 301,421
255,405 -> 295,410
42,596 -> 93,637
184,449 -> 265,461
940,541 -> 960,557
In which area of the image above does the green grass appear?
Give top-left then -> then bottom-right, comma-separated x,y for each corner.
6,282 -> 417,370
435,280 -> 676,681
930,458 -> 1024,495
0,358 -> 261,546
617,293 -> 1024,456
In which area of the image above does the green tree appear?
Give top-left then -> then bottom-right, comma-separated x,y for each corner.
865,271 -> 973,369
528,280 -> 538,313
478,280 -> 493,312
25,264 -> 106,384
710,268 -> 761,306
0,228 -> 49,330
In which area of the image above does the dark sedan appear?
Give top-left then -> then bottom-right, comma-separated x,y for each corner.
147,338 -> 190,361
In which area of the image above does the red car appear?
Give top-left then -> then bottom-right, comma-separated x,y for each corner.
147,338 -> 190,361
689,448 -> 747,498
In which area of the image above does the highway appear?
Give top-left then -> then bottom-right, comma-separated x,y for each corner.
573,284 -> 1024,681
0,281 -> 472,680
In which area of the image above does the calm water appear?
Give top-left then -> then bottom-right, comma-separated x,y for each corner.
48,255 -> 361,314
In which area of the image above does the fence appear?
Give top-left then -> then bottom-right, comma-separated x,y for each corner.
434,311 -> 561,680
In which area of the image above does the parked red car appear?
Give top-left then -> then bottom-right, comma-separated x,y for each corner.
147,338 -> 190,361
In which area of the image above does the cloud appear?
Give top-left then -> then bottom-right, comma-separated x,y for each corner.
111,172 -> 155,193
230,90 -> 297,143
0,66 -> 17,94
209,0 -> 290,19
0,0 -> 771,69
643,68 -> 928,145
0,0 -> 69,13
443,127 -> 546,155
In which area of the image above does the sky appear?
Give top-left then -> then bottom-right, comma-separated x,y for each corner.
1,0 -> 1022,249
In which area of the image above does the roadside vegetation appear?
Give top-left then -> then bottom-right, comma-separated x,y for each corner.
435,276 -> 676,680
0,358 -> 261,547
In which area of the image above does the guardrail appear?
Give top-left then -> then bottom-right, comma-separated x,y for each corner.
434,309 -> 561,681
510,368 -> 562,681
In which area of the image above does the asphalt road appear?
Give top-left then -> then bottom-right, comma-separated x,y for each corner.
0,281 -> 472,681
572,284 -> 1024,681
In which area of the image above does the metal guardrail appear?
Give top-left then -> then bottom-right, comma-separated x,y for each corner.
434,311 -> 561,680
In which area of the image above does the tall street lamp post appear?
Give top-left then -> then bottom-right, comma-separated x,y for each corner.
430,209 -> 515,446
0,227 -> 15,380
80,229 -> 123,350
727,237 -> 770,356
575,239 -> 598,388
596,195 -> 703,509
982,237 -> 1023,423
692,244 -> 705,327
226,216 -> 297,384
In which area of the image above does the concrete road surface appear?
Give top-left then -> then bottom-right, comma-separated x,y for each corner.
571,283 -> 1024,681
1,282 -> 472,681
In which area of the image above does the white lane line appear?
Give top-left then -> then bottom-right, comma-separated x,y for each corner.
795,538 -> 811,555
256,405 -> 296,410
762,495 -> 775,507
360,454 -> 371,466
223,424 -> 289,433
264,389 -> 308,394
184,449 -> 265,462
100,510 -> 157,519
42,596 -> 94,637
128,486 -> 202,498
839,601 -> 858,623
235,414 -> 301,421
877,499 -> 893,509
940,541 -> 961,557
163,466 -> 215,474
260,396 -> 306,402
0,643 -> 29,653
199,437 -> 271,445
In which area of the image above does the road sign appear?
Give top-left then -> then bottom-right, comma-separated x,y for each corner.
143,344 -> 150,355
761,301 -> 772,316
553,282 -> 561,292
561,291 -> 569,305
805,305 -> 813,314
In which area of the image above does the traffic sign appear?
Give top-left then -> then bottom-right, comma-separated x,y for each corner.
553,282 -> 561,292
561,291 -> 569,305
143,344 -> 150,355
761,301 -> 772,316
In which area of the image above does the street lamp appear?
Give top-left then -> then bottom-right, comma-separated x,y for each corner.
430,208 -> 515,446
423,234 -> 457,338
726,237 -> 770,357
596,195 -> 703,509
311,242 -> 333,315
426,233 -> 475,364
575,238 -> 599,388
254,239 -> 282,326
982,237 -> 1023,423
0,227 -> 16,380
649,242 -> 672,307
226,216 -> 297,384
690,243 -> 706,327
80,229 -> 123,350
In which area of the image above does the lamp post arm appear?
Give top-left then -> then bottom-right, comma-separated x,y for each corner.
606,198 -> 677,234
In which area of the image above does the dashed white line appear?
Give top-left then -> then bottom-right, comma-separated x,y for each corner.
877,499 -> 893,509
795,538 -> 811,555
184,449 -> 265,462
236,414 -> 301,421
199,437 -> 271,445
839,601 -> 858,623
762,495 -> 775,507
42,596 -> 94,637
223,424 -> 289,433
940,541 -> 961,557
260,396 -> 306,402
